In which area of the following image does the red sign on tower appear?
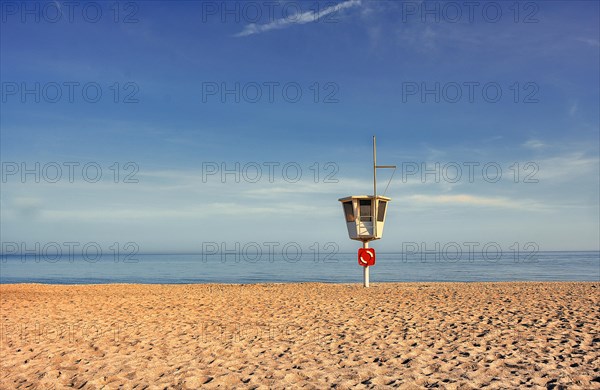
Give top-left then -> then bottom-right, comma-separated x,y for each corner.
358,248 -> 375,267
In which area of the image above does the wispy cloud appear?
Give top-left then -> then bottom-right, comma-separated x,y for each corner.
568,101 -> 579,116
535,152 -> 599,182
39,202 -> 327,221
403,194 -> 542,210
577,37 -> 600,47
234,0 -> 361,37
522,139 -> 547,150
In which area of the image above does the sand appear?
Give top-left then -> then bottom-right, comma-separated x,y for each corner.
1,282 -> 598,389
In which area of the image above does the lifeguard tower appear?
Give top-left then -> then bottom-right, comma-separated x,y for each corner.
339,136 -> 395,287
338,195 -> 391,241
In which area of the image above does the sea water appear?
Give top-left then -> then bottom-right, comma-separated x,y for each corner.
1,251 -> 598,284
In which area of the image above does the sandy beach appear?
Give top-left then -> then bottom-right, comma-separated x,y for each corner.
1,282 -> 598,389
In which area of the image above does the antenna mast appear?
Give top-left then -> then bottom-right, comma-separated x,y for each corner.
373,136 -> 377,239
373,136 -> 377,198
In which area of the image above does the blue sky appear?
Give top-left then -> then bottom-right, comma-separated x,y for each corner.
1,0 -> 599,253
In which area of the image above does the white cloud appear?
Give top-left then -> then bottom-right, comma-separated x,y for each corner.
402,194 -> 542,210
568,101 -> 579,116
522,139 -> 547,150
234,0 -> 362,37
577,37 -> 600,47
535,152 -> 599,182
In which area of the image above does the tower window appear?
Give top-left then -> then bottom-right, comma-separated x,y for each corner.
359,199 -> 372,222
377,201 -> 387,222
343,201 -> 355,222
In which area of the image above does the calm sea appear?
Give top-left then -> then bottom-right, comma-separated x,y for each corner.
1,251 -> 598,284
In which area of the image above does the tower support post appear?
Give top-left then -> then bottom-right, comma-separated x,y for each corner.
363,241 -> 370,288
